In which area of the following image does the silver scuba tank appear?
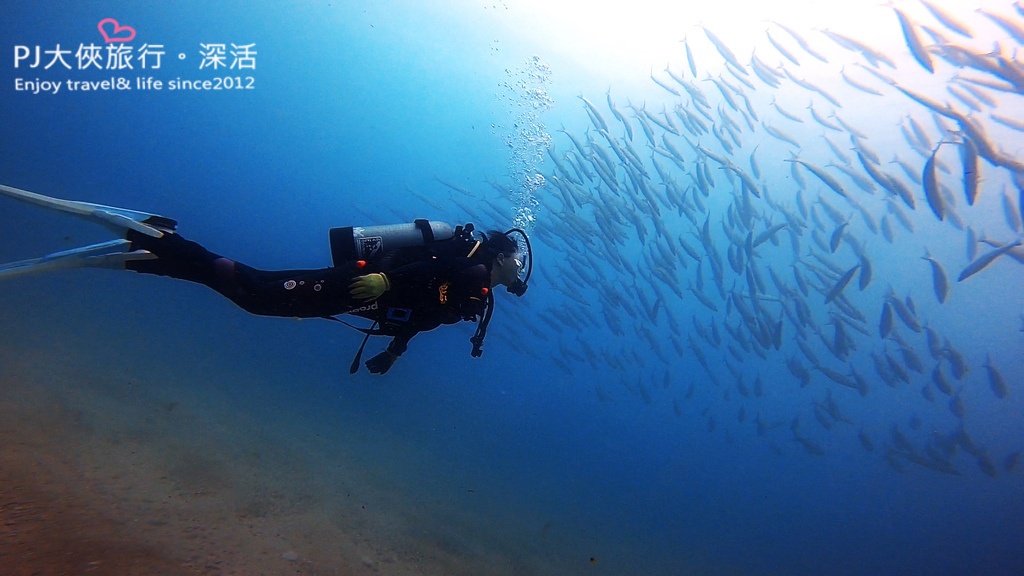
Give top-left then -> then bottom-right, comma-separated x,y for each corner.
329,219 -> 455,266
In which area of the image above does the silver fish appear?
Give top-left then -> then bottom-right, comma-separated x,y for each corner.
577,94 -> 609,132
823,134 -> 851,164
764,122 -> 802,148
947,84 -> 982,112
979,9 -> 1024,44
879,301 -> 893,338
888,291 -> 922,333
785,158 -> 847,199
830,222 -> 848,253
839,66 -> 883,96
681,35 -> 698,77
808,102 -> 843,131
825,263 -> 861,304
959,139 -> 980,206
983,355 -> 1009,399
923,144 -> 946,221
771,97 -> 804,123
1003,186 -> 1023,233
949,392 -> 965,419
821,28 -> 896,69
858,253 -> 872,290
942,338 -> 968,380
977,451 -> 999,478
931,364 -> 953,396
958,240 -> 1022,282
893,8 -> 934,73
858,428 -> 875,452
772,21 -> 829,63
606,90 -> 634,142
920,0 -> 973,38
990,113 -> 1024,132
921,251 -> 949,304
953,80 -> 997,108
750,51 -> 783,88
783,68 -> 842,108
702,26 -> 746,74
766,28 -> 800,65
650,69 -> 681,96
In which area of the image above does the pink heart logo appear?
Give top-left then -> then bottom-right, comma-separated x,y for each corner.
97,18 -> 136,43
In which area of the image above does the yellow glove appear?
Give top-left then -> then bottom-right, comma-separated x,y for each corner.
349,273 -> 390,300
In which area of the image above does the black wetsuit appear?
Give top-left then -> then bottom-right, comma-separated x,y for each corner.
125,231 -> 492,357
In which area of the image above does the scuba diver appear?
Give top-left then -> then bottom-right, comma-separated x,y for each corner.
0,184 -> 532,375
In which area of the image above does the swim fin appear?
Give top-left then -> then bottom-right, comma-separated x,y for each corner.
0,239 -> 157,280
0,183 -> 174,280
0,183 -> 177,238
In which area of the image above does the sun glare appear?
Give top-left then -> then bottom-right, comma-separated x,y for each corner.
496,0 -> 1013,89
505,0 -> 885,78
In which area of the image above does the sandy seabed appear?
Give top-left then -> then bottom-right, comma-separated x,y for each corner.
0,339 -> 537,576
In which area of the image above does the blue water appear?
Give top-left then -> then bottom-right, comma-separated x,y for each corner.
1,1 -> 1023,575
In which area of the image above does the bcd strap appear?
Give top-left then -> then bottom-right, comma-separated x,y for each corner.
344,317 -> 376,373
414,219 -> 435,244
349,324 -> 375,374
320,315 -> 387,374
322,315 -> 390,336
328,226 -> 355,267
470,291 -> 495,358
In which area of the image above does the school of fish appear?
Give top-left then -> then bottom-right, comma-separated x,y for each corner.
415,2 -> 1024,478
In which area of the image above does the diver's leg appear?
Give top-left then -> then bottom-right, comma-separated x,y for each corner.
124,230 -> 224,281
125,230 -> 361,317
218,264 -> 364,317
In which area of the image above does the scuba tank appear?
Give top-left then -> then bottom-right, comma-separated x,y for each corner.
329,219 -> 455,266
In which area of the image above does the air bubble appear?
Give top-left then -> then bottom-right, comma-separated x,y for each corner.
499,56 -> 552,232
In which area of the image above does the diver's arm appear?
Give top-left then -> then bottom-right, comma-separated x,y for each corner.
350,260 -> 445,302
387,332 -> 413,356
365,332 -> 415,375
383,260 -> 447,295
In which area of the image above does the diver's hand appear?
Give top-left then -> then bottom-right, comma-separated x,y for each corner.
349,273 -> 390,300
366,349 -> 398,374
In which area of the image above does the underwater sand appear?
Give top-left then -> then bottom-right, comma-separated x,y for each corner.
0,303 -> 551,576
0,272 -> 721,576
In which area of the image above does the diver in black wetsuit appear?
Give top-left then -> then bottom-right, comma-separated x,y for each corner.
0,184 -> 532,375
124,225 -> 527,374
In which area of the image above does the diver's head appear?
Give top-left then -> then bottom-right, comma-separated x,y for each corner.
482,230 -> 522,288
492,251 -> 524,289
482,229 -> 531,295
